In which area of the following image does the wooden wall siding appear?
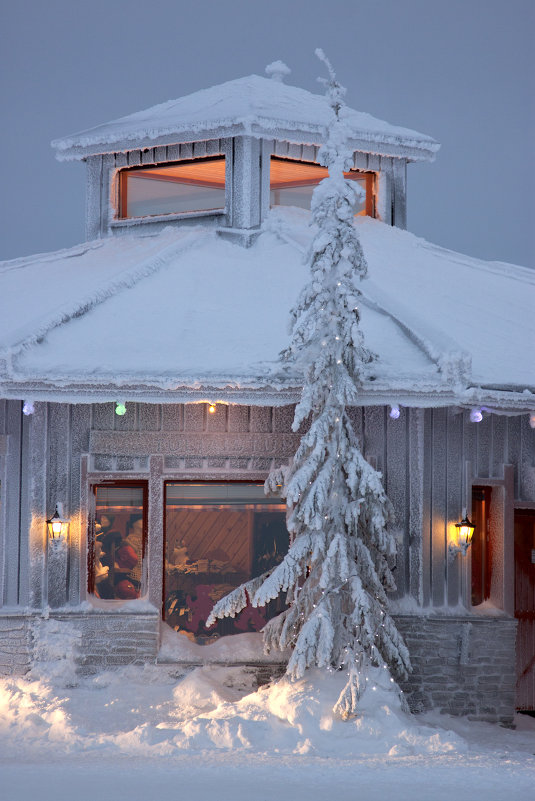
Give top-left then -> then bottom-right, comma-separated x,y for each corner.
422,409 -> 535,609
2,400 -> 533,611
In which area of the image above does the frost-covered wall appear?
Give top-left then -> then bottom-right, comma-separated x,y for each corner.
85,135 -> 407,244
1,399 -> 534,615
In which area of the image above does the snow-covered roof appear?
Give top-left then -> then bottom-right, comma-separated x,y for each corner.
52,74 -> 439,163
1,209 -> 533,410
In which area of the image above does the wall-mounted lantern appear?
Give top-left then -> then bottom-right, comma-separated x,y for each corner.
46,503 -> 70,542
448,510 -> 476,560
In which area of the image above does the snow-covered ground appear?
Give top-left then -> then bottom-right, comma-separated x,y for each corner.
1,656 -> 534,801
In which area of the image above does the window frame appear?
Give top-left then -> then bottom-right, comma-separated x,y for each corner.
117,155 -> 227,220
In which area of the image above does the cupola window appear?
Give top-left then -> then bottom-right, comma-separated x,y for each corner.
119,156 -> 226,219
270,156 -> 375,216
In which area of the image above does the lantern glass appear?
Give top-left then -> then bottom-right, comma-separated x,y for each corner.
455,516 -> 475,552
47,506 -> 69,541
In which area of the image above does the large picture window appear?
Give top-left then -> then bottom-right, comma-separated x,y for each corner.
88,483 -> 147,600
164,483 -> 288,644
119,156 -> 226,218
270,156 -> 375,216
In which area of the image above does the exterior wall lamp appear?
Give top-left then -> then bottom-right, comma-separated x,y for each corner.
46,503 -> 70,542
448,509 -> 476,560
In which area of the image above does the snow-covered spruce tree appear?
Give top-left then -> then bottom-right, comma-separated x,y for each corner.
207,50 -> 411,718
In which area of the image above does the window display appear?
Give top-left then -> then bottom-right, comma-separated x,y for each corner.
164,483 -> 288,644
89,484 -> 146,600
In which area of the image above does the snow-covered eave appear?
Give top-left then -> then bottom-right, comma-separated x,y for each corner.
52,120 -> 439,164
1,375 -> 533,413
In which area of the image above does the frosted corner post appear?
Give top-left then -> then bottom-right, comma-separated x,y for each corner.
208,51 -> 412,718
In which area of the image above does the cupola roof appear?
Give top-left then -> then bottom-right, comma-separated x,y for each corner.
52,72 -> 439,163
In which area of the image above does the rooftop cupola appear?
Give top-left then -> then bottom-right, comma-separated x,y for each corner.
52,63 -> 439,246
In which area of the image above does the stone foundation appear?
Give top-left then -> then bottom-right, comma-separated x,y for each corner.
51,611 -> 160,675
395,614 -> 517,726
0,610 -> 518,726
0,615 -> 32,676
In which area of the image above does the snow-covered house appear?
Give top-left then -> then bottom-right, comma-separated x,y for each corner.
1,64 -> 534,725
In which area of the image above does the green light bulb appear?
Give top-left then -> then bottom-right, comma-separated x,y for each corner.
115,402 -> 127,416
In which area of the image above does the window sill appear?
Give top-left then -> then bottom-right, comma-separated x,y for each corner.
111,209 -> 226,228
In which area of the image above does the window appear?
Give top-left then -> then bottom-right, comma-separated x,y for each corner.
88,483 -> 147,600
164,483 -> 288,644
471,486 -> 492,606
270,156 -> 375,216
119,156 -> 225,218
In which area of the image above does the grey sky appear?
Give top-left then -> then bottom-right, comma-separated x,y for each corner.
1,0 -> 533,267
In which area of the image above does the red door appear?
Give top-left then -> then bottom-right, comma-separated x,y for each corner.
515,510 -> 535,710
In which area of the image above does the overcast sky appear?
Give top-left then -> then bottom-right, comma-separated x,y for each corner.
1,0 -> 533,267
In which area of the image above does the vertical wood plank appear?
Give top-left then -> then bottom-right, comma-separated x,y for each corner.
148,455 -> 164,611
392,158 -> 407,229
193,141 -> 207,158
491,414 -> 507,478
446,409 -> 464,605
476,414 -> 492,478
138,404 -> 161,431
228,405 -> 250,433
162,405 -> 183,431
409,409 -> 425,603
166,144 -> 180,161
386,407 -> 408,598
362,407 -> 385,474
27,403 -> 47,609
85,156 -> 102,241
260,139 -> 272,222
68,405 -> 91,604
141,148 -> 156,165
206,139 -> 221,156
520,414 -> 535,500
506,415 -> 521,498
421,409 -> 433,607
183,403 -> 204,432
431,408 -> 447,606
249,407 -> 272,433
100,153 -> 115,235
2,402 -> 22,606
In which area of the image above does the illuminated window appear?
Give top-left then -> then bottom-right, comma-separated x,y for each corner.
164,483 -> 288,644
88,483 -> 147,600
471,486 -> 492,606
119,157 -> 225,218
270,157 -> 375,216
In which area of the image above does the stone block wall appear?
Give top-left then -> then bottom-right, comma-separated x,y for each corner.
51,612 -> 159,675
395,615 -> 517,726
0,615 -> 32,676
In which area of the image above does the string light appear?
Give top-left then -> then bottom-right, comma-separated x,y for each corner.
208,403 -> 216,414
529,412 -> 535,429
470,408 -> 483,423
389,405 -> 400,420
22,401 -> 35,416
115,402 -> 127,416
